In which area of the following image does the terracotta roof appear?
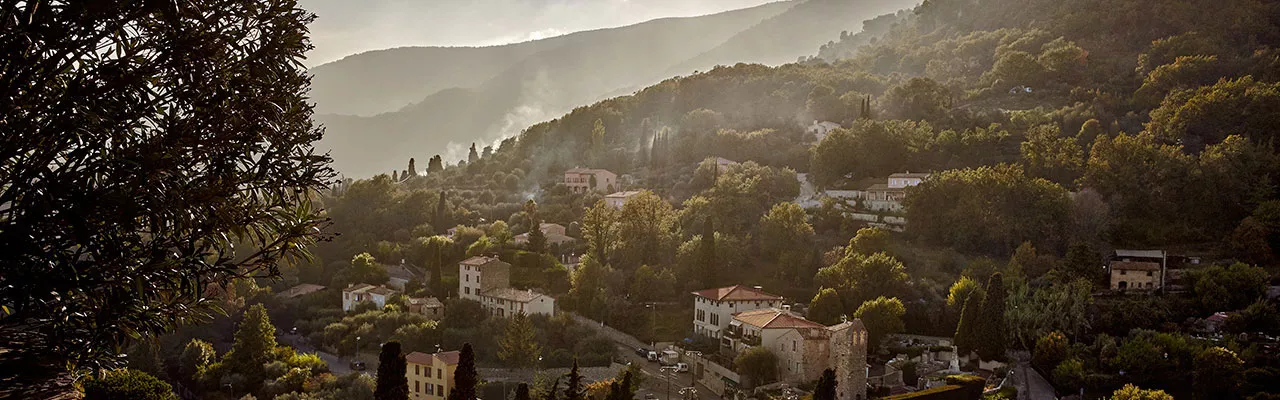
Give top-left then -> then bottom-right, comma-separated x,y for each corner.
386,263 -> 420,281
435,350 -> 461,365
733,308 -> 824,330
691,285 -> 784,302
406,352 -> 434,365
1111,261 -> 1160,271
482,287 -> 547,303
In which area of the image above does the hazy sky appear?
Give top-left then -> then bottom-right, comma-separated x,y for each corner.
299,0 -> 780,66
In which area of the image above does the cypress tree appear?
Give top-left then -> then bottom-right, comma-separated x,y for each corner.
976,273 -> 1007,360
528,220 -> 548,254
435,192 -> 449,234
814,368 -> 837,400
468,143 -> 479,163
449,343 -> 478,400
700,216 -> 717,287
515,383 -> 531,400
543,377 -> 560,400
954,289 -> 984,356
408,158 -> 417,177
563,359 -> 584,400
375,341 -> 409,400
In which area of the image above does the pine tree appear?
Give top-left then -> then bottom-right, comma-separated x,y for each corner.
225,303 -> 277,386
814,369 -> 837,400
954,288 -> 984,356
976,272 -> 1007,360
408,158 -> 417,177
699,216 -> 717,287
528,221 -> 548,254
563,359 -> 584,400
449,343 -> 478,400
606,370 -> 634,400
468,143 -> 479,163
498,312 -> 541,368
392,170 -> 399,181
375,341 -> 409,400
515,383 -> 531,400
543,377 -> 561,400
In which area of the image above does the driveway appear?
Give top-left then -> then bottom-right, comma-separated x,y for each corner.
617,344 -> 720,400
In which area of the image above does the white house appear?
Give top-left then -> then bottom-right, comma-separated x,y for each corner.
604,190 -> 642,209
342,283 -> 398,312
692,285 -> 785,339
725,307 -> 825,352
458,256 -> 556,317
385,262 -> 422,291
806,120 -> 842,142
564,167 -> 617,193
862,172 -> 930,212
513,223 -> 576,246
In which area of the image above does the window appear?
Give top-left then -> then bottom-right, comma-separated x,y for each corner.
793,341 -> 797,351
438,369 -> 442,378
416,381 -> 421,393
477,276 -> 481,283
428,383 -> 434,395
416,365 -> 420,376
1146,271 -> 1153,277
1120,270 -> 1127,275
697,310 -> 705,322
465,287 -> 470,295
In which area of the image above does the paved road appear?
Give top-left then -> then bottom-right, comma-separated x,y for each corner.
279,333 -> 375,376
1012,353 -> 1057,400
616,344 -> 720,400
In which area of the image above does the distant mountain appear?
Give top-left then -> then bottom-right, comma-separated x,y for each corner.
314,2 -> 798,177
662,0 -> 919,77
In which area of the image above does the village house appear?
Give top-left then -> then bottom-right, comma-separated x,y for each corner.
407,297 -> 445,320
341,283 -> 398,312
604,190 -> 642,209
1109,249 -> 1166,291
773,321 -> 870,400
692,285 -> 785,339
514,222 -> 576,246
386,262 -> 424,291
724,307 -> 825,352
458,256 -> 556,317
806,120 -> 841,142
406,350 -> 460,399
862,172 -> 930,212
563,167 -> 617,193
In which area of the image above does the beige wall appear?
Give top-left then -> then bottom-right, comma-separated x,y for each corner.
1111,269 -> 1161,290
408,360 -> 456,400
692,297 -> 783,338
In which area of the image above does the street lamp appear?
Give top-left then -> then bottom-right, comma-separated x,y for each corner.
646,303 -> 657,347
355,335 -> 361,361
660,366 -> 680,400
679,387 -> 698,400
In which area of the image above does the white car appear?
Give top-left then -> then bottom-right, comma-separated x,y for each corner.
676,362 -> 689,373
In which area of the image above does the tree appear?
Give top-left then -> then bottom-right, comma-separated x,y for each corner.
1052,358 -> 1085,392
468,143 -> 479,163
813,369 -> 838,400
1190,263 -> 1270,312
1110,384 -> 1174,400
847,227 -> 891,256
564,359 -> 585,400
418,236 -> 454,297
617,191 -> 677,269
1033,331 -> 1069,372
375,341 -> 409,400
225,304 -> 278,387
699,216 -> 718,287
127,336 -> 165,380
498,312 -> 541,368
883,77 -> 952,121
0,0 -> 334,367
408,158 -> 418,177
339,253 -> 390,288
83,369 -> 176,400
428,155 -> 445,173
1020,124 -> 1084,186
905,165 -> 1070,255
179,339 -> 216,382
734,347 -> 779,388
814,252 -> 909,311
1194,347 -> 1243,398
808,288 -> 846,326
1147,76 -> 1280,150
757,202 -> 816,281
954,288 -> 984,355
1052,242 -> 1101,286
854,297 -> 906,348
515,383 -> 531,400
976,273 -> 1007,360
448,343 -> 478,400
488,220 -> 513,245
606,371 -> 635,400
946,277 -> 982,311
582,201 -> 620,265
989,51 -> 1044,86
591,119 -> 607,152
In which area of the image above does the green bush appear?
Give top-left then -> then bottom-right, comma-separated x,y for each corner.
82,369 -> 176,400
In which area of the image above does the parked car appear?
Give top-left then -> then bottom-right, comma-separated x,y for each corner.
646,351 -> 659,362
349,361 -> 366,371
676,362 -> 689,373
660,349 -> 680,365
635,347 -> 650,357
644,394 -> 659,400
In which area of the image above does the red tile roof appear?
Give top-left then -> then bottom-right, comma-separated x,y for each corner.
435,350 -> 461,365
733,308 -> 825,329
691,285 -> 783,302
406,352 -> 434,365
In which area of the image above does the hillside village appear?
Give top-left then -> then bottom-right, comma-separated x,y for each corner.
9,0 -> 1280,400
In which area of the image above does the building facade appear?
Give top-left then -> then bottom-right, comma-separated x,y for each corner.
770,320 -> 869,400
604,190 -> 642,209
407,297 -> 445,320
342,283 -> 398,312
692,285 -> 785,339
564,167 -> 617,193
1110,249 -> 1167,291
406,350 -> 460,399
459,256 -> 556,317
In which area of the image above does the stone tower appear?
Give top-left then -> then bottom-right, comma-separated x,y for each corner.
826,319 -> 868,400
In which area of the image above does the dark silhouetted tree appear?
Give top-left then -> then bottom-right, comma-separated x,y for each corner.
814,369 -> 838,400
0,0 -> 334,368
375,341 -> 409,400
449,343 -> 478,400
564,359 -> 584,400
